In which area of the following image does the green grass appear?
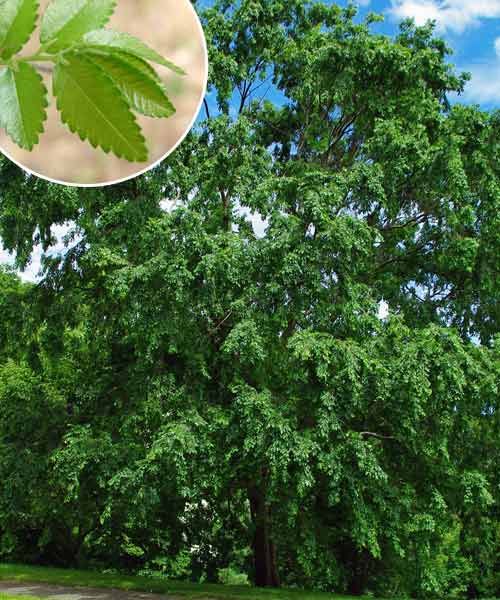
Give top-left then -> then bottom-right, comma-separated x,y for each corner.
0,564 -> 380,600
0,594 -> 43,600
0,595 -> 44,600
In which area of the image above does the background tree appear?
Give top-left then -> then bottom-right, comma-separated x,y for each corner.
0,1 -> 499,597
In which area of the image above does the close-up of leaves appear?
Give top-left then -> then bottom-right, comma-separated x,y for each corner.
0,0 -> 186,162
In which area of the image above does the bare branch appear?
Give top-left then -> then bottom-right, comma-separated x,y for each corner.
211,310 -> 233,333
203,98 -> 211,120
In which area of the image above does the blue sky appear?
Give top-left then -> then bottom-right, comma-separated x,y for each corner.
349,0 -> 500,108
200,0 -> 500,112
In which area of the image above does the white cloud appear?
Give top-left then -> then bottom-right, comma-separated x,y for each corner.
459,38 -> 500,104
391,0 -> 442,25
495,36 -> 500,55
389,0 -> 500,33
462,62 -> 500,103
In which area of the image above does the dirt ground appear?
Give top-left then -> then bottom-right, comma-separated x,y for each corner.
0,0 -> 208,185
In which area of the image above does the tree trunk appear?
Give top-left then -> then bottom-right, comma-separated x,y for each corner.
248,487 -> 280,587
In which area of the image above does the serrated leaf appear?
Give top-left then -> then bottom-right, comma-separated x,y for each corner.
53,52 -> 148,162
84,49 -> 176,118
0,62 -> 47,149
83,29 -> 186,75
90,47 -> 164,85
41,0 -> 115,51
0,0 -> 39,59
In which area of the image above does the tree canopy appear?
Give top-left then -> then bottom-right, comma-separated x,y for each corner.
0,1 -> 499,598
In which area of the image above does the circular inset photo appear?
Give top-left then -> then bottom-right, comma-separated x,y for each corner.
0,0 -> 208,186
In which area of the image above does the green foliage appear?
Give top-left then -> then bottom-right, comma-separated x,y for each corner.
86,51 -> 176,119
0,268 -> 30,362
0,0 -> 39,59
83,30 -> 187,75
53,52 -> 147,162
218,567 -> 250,586
0,0 -> 499,597
0,0 -> 184,160
0,62 -> 47,149
40,0 -> 115,51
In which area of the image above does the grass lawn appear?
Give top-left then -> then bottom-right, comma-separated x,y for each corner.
0,594 -> 44,600
0,592 -> 47,600
0,595 -> 44,600
0,564 -> 382,600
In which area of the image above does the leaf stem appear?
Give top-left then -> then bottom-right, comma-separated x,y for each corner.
19,53 -> 55,63
0,52 -> 55,70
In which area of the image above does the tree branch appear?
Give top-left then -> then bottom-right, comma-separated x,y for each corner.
204,98 -> 211,120
359,431 -> 395,440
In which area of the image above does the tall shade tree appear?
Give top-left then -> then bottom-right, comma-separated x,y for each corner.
0,1 -> 499,596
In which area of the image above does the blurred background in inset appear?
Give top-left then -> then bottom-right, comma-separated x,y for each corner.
0,0 -> 207,185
